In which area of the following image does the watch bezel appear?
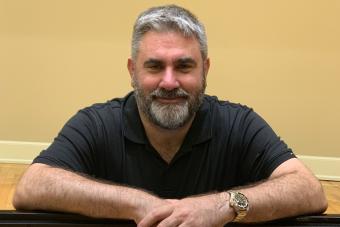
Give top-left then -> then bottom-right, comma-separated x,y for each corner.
233,191 -> 249,210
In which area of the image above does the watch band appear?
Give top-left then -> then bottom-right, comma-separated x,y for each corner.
233,208 -> 247,222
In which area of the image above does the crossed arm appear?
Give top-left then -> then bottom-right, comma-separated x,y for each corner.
13,158 -> 327,226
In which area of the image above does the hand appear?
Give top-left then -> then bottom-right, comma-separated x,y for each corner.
137,192 -> 235,227
132,194 -> 173,224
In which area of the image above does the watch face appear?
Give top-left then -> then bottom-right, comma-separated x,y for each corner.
234,192 -> 249,210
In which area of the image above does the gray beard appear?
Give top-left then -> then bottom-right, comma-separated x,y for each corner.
133,81 -> 205,130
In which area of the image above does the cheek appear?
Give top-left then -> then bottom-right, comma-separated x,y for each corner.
178,76 -> 204,92
138,76 -> 161,92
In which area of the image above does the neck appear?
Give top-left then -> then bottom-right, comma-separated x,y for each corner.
139,110 -> 194,163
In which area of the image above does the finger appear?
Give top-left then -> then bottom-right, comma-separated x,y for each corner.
178,223 -> 190,227
156,214 -> 182,227
138,205 -> 174,227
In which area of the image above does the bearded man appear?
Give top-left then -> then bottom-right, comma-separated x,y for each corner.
13,5 -> 327,227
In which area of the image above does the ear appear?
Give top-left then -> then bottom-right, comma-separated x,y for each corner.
127,58 -> 135,78
203,57 -> 210,78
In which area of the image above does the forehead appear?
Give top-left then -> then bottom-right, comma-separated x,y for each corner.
137,31 -> 202,62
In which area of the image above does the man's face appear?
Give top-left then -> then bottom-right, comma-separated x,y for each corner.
128,31 -> 210,129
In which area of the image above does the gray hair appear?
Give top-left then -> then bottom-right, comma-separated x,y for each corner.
131,5 -> 208,60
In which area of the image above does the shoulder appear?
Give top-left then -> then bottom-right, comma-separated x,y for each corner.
66,93 -> 133,129
202,95 -> 270,137
78,93 -> 133,119
82,97 -> 125,114
204,94 -> 251,110
203,94 -> 254,120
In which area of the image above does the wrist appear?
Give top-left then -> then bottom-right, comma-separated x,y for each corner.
217,192 -> 236,224
130,191 -> 164,223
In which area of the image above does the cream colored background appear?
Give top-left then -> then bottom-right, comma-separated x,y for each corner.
0,0 -> 339,158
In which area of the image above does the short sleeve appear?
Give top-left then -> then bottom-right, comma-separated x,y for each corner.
236,110 -> 296,184
33,108 -> 101,175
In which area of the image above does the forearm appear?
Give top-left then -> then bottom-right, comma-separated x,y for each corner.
206,160 -> 328,225
200,169 -> 327,225
236,164 -> 327,222
13,163 -> 162,221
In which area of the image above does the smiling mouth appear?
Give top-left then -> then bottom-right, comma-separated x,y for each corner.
154,96 -> 187,104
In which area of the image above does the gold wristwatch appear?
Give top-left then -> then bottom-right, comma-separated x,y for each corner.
228,191 -> 249,222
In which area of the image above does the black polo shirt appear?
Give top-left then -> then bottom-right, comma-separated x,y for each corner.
34,92 -> 295,198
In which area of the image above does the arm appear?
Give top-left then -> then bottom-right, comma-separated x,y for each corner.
13,163 -> 168,223
235,158 -> 327,222
138,158 -> 328,226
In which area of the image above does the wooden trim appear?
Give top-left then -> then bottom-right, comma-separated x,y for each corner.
0,140 -> 50,164
0,141 -> 339,181
298,155 -> 340,181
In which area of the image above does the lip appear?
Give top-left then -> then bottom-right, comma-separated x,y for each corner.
155,97 -> 187,104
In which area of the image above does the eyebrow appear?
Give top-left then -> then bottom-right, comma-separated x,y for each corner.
174,57 -> 197,66
143,57 -> 197,67
143,59 -> 164,67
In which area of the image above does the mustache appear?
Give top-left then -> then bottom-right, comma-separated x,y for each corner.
150,88 -> 189,99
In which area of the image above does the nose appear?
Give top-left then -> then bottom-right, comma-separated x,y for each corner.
159,68 -> 180,90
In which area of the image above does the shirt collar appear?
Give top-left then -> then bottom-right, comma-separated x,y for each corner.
122,92 -> 212,146
122,92 -> 148,144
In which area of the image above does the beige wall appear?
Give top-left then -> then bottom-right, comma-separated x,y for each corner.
0,0 -> 339,157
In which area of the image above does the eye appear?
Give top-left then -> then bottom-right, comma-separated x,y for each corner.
147,64 -> 163,72
176,63 -> 194,73
175,58 -> 197,73
144,60 -> 164,73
